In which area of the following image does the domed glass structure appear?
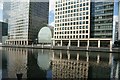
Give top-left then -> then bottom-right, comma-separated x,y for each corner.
38,27 -> 52,44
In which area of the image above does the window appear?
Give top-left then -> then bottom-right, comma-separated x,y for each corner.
80,4 -> 82,7
86,16 -> 88,19
86,30 -> 88,33
86,21 -> 88,24
86,7 -> 88,10
86,12 -> 88,15
86,35 -> 88,38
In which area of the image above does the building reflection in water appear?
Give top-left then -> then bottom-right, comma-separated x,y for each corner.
51,50 -> 89,79
3,48 -> 28,78
1,48 -> 119,79
27,49 -> 52,79
2,48 -> 52,79
0,48 -> 2,79
50,50 -> 120,79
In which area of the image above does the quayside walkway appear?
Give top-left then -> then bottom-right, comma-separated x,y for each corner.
1,45 -> 120,53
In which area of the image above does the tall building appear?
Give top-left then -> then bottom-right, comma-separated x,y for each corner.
0,22 -> 8,43
3,1 -> 11,23
118,0 -> 120,40
53,0 -> 113,48
91,1 -> 114,38
6,0 -> 49,45
0,22 -> 2,43
54,0 -> 91,46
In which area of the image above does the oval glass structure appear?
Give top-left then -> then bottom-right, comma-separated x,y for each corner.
38,27 -> 52,44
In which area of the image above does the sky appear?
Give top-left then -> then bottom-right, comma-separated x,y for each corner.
48,0 -> 55,26
0,1 -> 3,22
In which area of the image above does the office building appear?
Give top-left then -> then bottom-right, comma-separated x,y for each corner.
0,22 -> 8,44
3,1 -> 11,23
91,1 -> 114,38
53,0 -> 114,48
0,22 -> 2,43
6,0 -> 49,45
118,0 -> 120,40
54,0 -> 91,46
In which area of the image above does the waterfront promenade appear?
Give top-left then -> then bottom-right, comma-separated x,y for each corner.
1,44 -> 120,53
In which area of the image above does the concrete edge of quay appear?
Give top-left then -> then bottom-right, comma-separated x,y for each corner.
0,45 -> 120,53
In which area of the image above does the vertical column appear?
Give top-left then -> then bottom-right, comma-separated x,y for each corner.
53,40 -> 55,46
24,41 -> 26,45
67,51 -> 70,60
60,53 -> 62,59
86,52 -> 89,62
97,54 -> 100,64
61,40 -> 62,46
98,40 -> 100,48
67,53 -> 70,60
115,62 -> 119,78
110,40 -> 112,51
77,40 -> 79,47
77,53 -> 79,61
26,41 -> 28,45
69,40 -> 71,46
109,53 -> 113,65
87,40 -> 89,50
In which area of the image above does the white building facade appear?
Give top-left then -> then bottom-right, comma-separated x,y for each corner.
53,0 -> 112,49
6,0 -> 49,45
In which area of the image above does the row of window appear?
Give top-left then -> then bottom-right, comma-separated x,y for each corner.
56,2 -> 89,8
54,30 -> 88,34
55,25 -> 88,30
54,35 -> 88,39
95,4 -> 114,10
94,30 -> 112,33
95,20 -> 113,24
94,26 -> 112,29
94,15 -> 113,19
95,2 -> 113,6
55,21 -> 89,26
55,9 -> 89,15
95,10 -> 113,15
55,15 -> 89,20
56,0 -> 89,5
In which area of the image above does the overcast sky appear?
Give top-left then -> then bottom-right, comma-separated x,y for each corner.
0,1 -> 3,21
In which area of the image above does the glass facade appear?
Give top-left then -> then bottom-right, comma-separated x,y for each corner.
29,2 -> 49,44
0,22 -> 8,43
90,1 -> 114,38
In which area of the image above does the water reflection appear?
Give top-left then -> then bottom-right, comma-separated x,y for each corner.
0,48 -> 2,79
3,48 -> 27,78
2,48 -> 120,79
